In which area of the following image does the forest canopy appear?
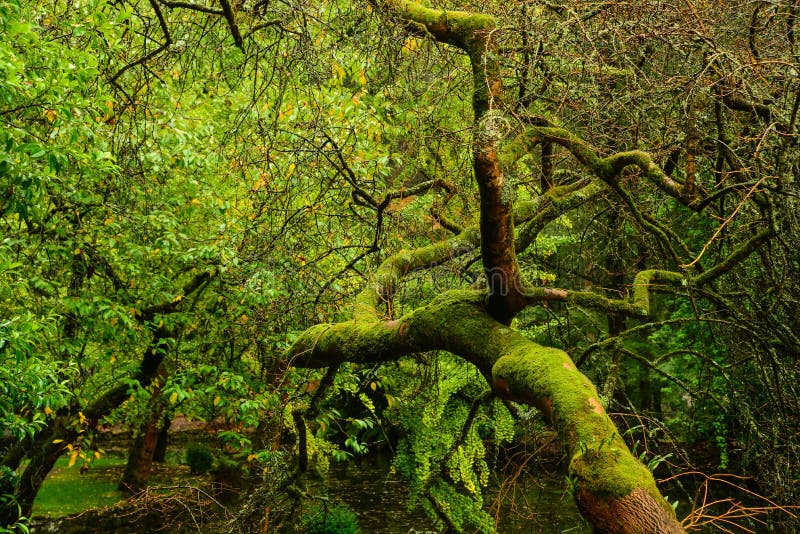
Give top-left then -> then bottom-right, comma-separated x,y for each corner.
1,0 -> 799,532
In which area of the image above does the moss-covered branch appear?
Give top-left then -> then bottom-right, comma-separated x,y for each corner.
501,125 -> 701,207
693,227 -> 775,285
352,227 -> 481,320
382,0 -> 495,51
514,179 -> 607,254
287,290 -> 684,532
384,1 -> 527,323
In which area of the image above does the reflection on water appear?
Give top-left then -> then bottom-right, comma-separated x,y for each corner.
323,458 -> 588,533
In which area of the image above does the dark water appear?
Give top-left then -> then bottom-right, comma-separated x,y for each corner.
324,459 -> 589,533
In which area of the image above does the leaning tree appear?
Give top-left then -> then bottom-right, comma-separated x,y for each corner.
285,0 -> 800,531
286,1 -> 696,532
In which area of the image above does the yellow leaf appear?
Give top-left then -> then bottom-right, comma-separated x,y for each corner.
171,294 -> 183,303
94,451 -> 101,459
43,109 -> 57,122
351,95 -> 360,105
52,439 -> 64,444
68,452 -> 78,468
385,395 -> 394,408
319,420 -> 327,432
191,198 -> 201,206
213,396 -> 221,406
169,392 -> 178,404
369,381 -> 377,391
247,453 -> 257,462
286,163 -> 295,178
44,406 -> 53,416
402,38 -> 419,52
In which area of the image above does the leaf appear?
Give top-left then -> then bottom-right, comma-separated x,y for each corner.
43,109 -> 57,122
52,439 -> 64,444
68,452 -> 78,468
213,395 -> 221,406
169,392 -> 178,404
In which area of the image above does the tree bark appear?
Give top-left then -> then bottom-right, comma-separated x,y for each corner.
119,367 -> 168,493
153,415 -> 171,463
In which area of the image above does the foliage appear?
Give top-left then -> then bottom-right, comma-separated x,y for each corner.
301,503 -> 360,534
2,0 -> 800,531
184,445 -> 215,475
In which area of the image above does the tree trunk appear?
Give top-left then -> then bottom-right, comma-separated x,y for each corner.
119,368 -> 167,493
153,415 -> 171,463
119,408 -> 162,493
1,419 -> 74,524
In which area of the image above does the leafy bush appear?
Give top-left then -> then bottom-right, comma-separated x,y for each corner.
302,503 -> 360,534
184,445 -> 214,475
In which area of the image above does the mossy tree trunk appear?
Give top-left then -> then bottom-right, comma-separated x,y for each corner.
289,289 -> 683,533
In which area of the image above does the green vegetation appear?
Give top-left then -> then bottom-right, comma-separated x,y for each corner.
31,456 -> 125,518
184,446 -> 215,476
302,503 -> 360,534
2,0 -> 800,533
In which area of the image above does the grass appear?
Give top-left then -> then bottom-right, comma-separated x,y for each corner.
32,454 -> 127,517
32,450 -> 194,518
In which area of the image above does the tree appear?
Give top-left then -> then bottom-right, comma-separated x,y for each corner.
284,0 -> 799,531
283,2 -> 687,531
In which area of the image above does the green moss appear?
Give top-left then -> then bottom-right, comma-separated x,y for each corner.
489,337 -> 672,517
568,291 -> 648,318
498,129 -> 542,170
491,344 -> 613,443
534,127 -> 601,168
632,269 -> 685,314
390,1 -> 495,49
570,447 -> 659,498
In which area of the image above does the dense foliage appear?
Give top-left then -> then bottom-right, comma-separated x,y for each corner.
1,0 -> 799,532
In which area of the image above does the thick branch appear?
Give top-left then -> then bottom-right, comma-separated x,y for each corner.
287,291 -> 683,533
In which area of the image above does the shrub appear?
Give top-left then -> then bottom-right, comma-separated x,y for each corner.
184,445 -> 214,475
302,503 -> 360,534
